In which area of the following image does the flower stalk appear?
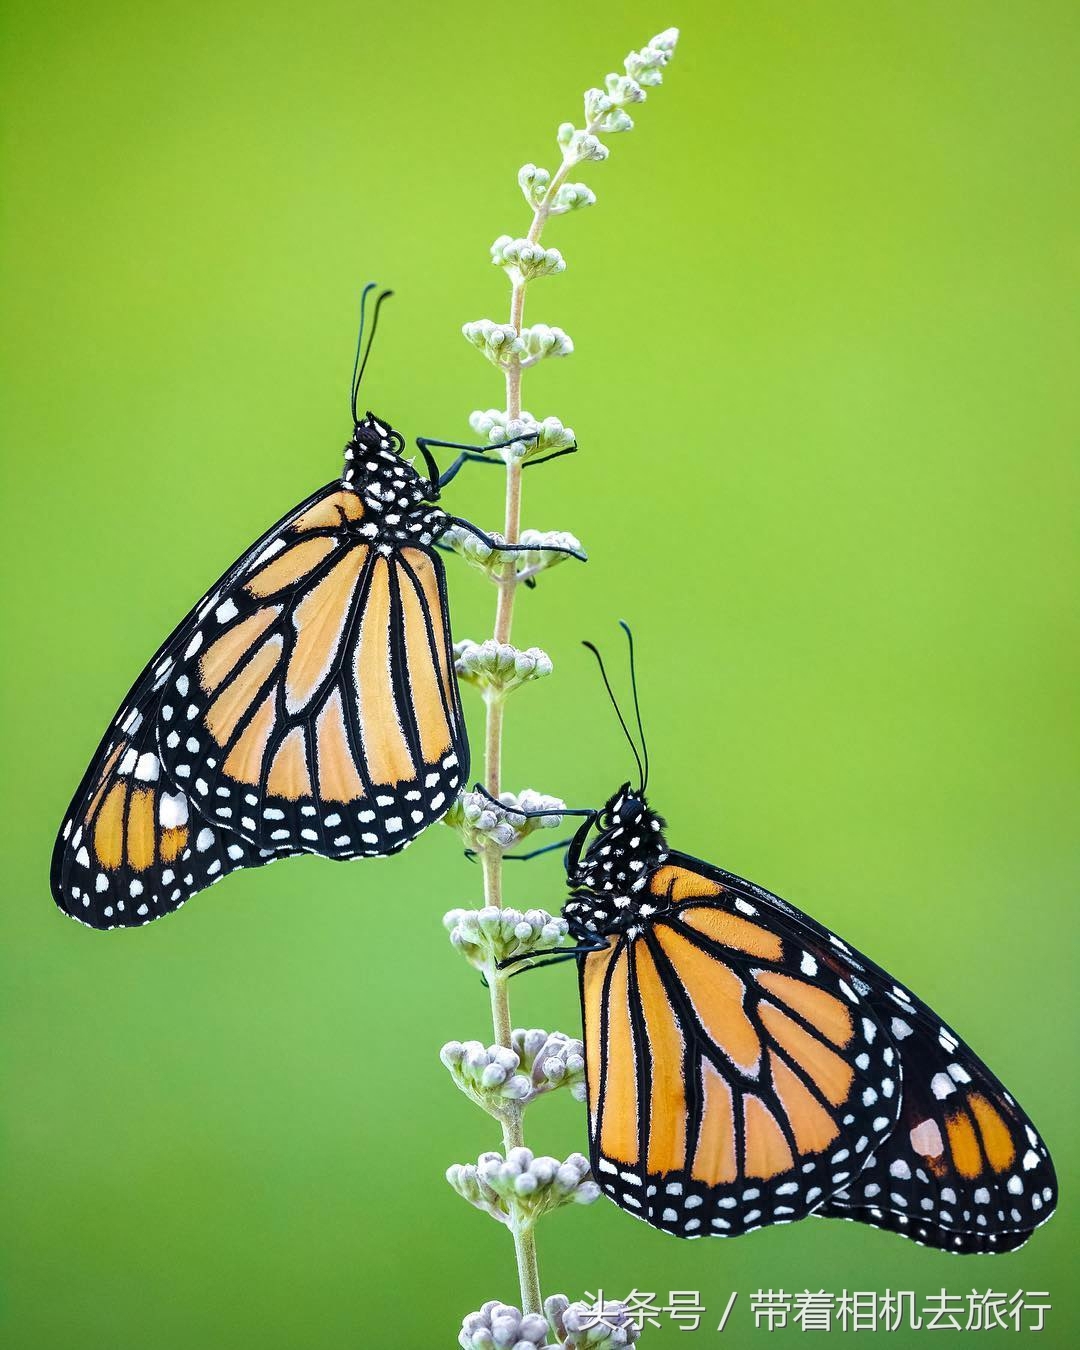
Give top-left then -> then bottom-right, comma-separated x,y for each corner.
447,23 -> 680,1325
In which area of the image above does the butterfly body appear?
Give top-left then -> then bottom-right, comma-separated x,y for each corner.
339,415 -> 450,550
562,784 -> 1056,1254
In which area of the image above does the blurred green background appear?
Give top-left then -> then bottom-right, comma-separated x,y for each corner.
2,1 -> 1077,1345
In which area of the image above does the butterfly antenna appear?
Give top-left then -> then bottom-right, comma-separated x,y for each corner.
350,284 -> 394,423
618,620 -> 649,793
349,283 -> 376,423
582,639 -> 645,789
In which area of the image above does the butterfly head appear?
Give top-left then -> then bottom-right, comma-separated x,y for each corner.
563,783 -> 670,937
342,413 -> 444,540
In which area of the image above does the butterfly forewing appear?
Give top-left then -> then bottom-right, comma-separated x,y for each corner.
155,488 -> 466,857
582,860 -> 902,1238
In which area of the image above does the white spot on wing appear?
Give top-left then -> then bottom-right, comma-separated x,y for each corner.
159,793 -> 189,829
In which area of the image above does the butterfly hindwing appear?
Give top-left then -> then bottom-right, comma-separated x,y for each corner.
154,488 -> 466,857
582,859 -> 902,1238
665,853 -> 1057,1252
815,997 -> 1056,1252
51,586 -> 274,928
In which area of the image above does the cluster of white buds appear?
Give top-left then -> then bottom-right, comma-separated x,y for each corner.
551,29 -> 679,177
604,73 -> 647,107
455,639 -> 553,697
448,787 -> 567,851
441,525 -> 585,583
440,1028 -> 585,1116
443,905 -> 568,972
462,320 -> 574,369
512,1027 -> 587,1102
583,88 -> 634,135
518,165 -> 597,216
459,1302 -> 553,1349
463,319 -> 527,367
459,1298 -> 644,1350
550,182 -> 596,214
469,409 -> 576,465
548,1297 -> 644,1348
556,124 -> 610,166
520,324 -> 574,366
447,1148 -> 599,1228
624,28 -> 679,87
491,236 -> 567,283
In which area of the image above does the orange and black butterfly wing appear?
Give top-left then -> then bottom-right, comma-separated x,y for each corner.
580,859 -> 901,1237
51,482 -> 347,926
51,673 -> 272,928
662,853 -> 1057,1251
155,489 -> 466,857
815,1003 -> 1056,1252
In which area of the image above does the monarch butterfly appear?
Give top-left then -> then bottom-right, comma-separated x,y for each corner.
52,287 -> 582,929
503,626 -> 1057,1254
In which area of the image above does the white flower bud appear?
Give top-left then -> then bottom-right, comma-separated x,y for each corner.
443,902 -> 569,969
519,324 -> 574,364
467,408 -> 575,464
549,182 -> 596,215
491,235 -> 567,283
459,1303 -> 554,1350
454,638 -> 553,696
517,162 -> 552,208
462,319 -> 527,368
450,1148 -> 600,1227
605,72 -> 646,105
441,525 -> 584,582
624,28 -> 679,89
597,108 -> 633,134
557,1298 -> 644,1347
583,87 -> 612,123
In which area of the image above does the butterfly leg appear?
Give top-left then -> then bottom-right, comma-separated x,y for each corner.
471,782 -> 597,820
522,444 -> 579,470
445,518 -> 587,563
463,836 -> 575,864
416,432 -> 540,488
496,936 -> 609,975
